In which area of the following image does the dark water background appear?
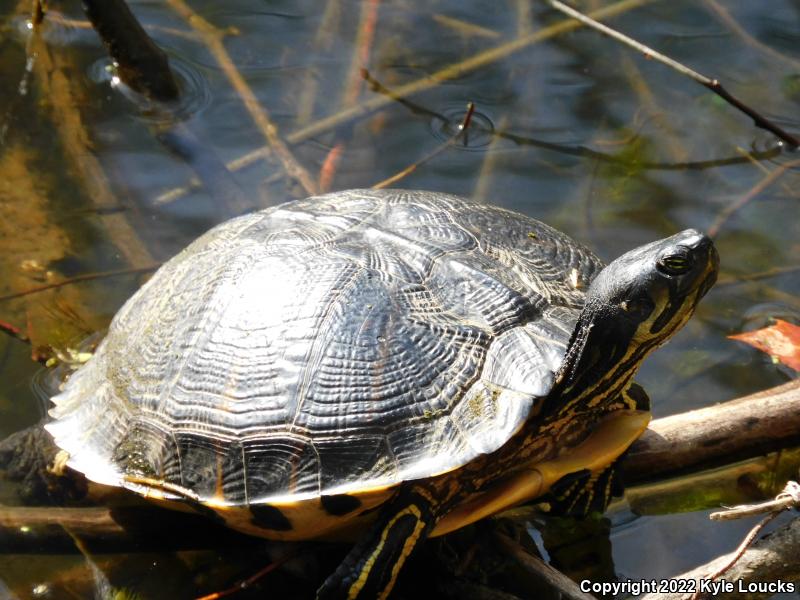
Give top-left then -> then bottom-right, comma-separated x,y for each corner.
0,0 -> 799,598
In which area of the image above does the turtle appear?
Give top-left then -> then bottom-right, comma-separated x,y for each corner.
45,188 -> 718,599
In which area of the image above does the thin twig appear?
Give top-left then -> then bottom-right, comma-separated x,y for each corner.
710,481 -> 800,521
708,157 -> 800,237
294,0 -> 342,127
154,147 -> 275,205
164,0 -> 318,196
372,103 -> 475,189
546,0 -> 799,148
0,266 -> 159,303
432,14 -> 501,40
689,512 -> 781,600
361,68 -> 784,171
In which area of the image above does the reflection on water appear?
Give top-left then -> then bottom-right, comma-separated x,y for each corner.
0,0 -> 798,597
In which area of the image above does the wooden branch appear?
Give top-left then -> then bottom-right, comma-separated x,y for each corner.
623,380 -> 800,484
710,480 -> 800,521
493,531 -> 595,600
641,516 -> 800,600
81,0 -> 179,101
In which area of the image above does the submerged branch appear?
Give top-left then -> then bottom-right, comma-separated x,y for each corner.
164,0 -> 318,197
27,20 -> 155,268
81,0 -> 179,102
286,0 -> 652,145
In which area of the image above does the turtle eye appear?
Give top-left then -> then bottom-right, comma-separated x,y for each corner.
657,251 -> 694,276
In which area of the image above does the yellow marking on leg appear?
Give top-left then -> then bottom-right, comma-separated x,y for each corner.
347,504 -> 425,600
380,510 -> 426,600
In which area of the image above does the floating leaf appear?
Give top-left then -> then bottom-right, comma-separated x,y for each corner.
729,319 -> 800,372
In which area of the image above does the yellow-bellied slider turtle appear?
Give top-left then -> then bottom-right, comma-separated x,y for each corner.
46,189 -> 718,599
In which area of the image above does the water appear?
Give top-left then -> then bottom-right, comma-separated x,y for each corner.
0,0 -> 798,597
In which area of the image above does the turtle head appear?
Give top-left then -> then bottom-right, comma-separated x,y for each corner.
554,229 -> 718,405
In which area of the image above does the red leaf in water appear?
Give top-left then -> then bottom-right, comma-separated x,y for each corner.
729,319 -> 800,372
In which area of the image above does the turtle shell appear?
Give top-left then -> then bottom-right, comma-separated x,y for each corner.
46,189 -> 603,538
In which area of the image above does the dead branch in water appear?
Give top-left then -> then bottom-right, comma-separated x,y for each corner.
164,0 -> 318,197
81,0 -> 179,101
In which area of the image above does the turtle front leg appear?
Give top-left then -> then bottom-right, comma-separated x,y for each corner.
317,487 -> 438,600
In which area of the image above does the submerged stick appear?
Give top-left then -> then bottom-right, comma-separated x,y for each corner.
287,0 -> 652,145
165,0 -> 318,197
25,14 -> 155,269
318,0 -> 381,192
546,0 -> 799,148
81,0 -> 179,102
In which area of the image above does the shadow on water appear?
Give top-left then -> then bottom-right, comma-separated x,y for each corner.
0,0 -> 799,597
